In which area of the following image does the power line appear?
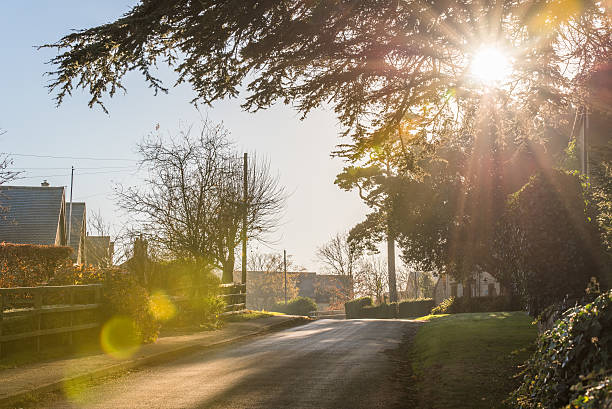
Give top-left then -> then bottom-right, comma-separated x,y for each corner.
1,152 -> 137,161
12,166 -> 137,170
16,169 -> 141,180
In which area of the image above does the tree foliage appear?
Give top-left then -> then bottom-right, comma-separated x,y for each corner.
510,290 -> 612,409
42,0 -> 610,146
493,169 -> 607,314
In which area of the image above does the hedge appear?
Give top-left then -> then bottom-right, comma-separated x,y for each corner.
431,296 -> 521,314
345,297 -> 373,319
344,298 -> 434,319
272,296 -> 317,316
509,290 -> 612,408
0,243 -> 73,287
399,299 -> 435,317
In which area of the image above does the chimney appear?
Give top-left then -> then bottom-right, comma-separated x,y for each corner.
41,180 -> 50,187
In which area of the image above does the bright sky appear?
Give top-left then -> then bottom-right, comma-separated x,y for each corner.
0,1 -> 368,270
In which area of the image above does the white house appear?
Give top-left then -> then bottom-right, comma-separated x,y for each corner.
433,271 -> 502,304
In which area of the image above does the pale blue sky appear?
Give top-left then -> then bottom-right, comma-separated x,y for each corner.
0,1 -> 369,269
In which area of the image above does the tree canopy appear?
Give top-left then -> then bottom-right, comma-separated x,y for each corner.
43,0 -> 610,148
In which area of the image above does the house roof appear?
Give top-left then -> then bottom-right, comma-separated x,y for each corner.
66,202 -> 86,252
0,186 -> 65,245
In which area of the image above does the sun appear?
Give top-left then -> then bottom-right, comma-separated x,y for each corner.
470,46 -> 512,85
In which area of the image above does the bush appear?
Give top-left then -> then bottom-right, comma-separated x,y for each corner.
345,299 -> 437,319
0,243 -> 72,287
345,297 -> 373,319
273,296 -> 317,316
431,296 -> 520,315
431,297 -> 455,314
509,290 -> 612,409
361,303 -> 397,318
399,299 -> 434,317
103,274 -> 160,344
189,296 -> 226,329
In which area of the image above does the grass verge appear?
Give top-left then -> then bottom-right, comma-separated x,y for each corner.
222,310 -> 285,322
411,312 -> 536,409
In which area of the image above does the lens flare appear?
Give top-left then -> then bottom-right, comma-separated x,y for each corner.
100,316 -> 141,359
470,46 -> 512,85
149,290 -> 177,322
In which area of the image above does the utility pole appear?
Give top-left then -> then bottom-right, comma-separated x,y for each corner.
67,166 -> 74,245
241,153 -> 248,284
582,107 -> 590,179
284,249 -> 287,304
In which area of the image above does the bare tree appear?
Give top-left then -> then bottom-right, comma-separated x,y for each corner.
88,209 -> 111,236
116,119 -> 286,283
244,251 -> 302,309
247,252 -> 303,273
0,129 -> 21,185
355,256 -> 388,303
316,232 -> 362,278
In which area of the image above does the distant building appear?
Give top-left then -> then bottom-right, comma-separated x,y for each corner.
433,271 -> 502,305
85,235 -> 114,267
233,270 -> 353,311
0,184 -> 68,246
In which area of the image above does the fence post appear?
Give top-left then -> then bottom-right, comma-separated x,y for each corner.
0,291 -> 4,358
94,285 -> 101,304
34,288 -> 42,354
68,287 -> 75,346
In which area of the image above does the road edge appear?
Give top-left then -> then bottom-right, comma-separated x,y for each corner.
0,316 -> 310,408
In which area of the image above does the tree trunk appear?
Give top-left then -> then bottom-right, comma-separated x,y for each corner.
387,230 -> 398,303
222,247 -> 235,283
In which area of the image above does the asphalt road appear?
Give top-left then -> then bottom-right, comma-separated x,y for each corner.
31,319 -> 420,409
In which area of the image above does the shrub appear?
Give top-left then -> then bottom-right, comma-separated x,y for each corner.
399,299 -> 434,317
345,297 -> 373,319
189,296 -> 226,329
103,274 -> 160,344
509,290 -> 612,409
361,303 -> 396,318
273,296 -> 317,316
47,263 -> 108,285
0,243 -> 72,287
431,297 -> 454,314
431,296 -> 520,315
147,259 -> 220,295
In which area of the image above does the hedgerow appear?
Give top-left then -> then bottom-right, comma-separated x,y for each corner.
0,243 -> 72,287
431,296 -> 520,315
509,290 -> 612,409
273,296 -> 317,316
345,297 -> 373,319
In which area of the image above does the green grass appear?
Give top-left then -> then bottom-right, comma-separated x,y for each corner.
412,313 -> 450,321
411,312 -> 536,409
222,310 -> 285,322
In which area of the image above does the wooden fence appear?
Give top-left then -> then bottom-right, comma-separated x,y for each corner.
0,282 -> 247,357
0,284 -> 103,358
218,283 -> 247,314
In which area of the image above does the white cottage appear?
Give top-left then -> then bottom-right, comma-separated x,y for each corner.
433,271 -> 502,304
